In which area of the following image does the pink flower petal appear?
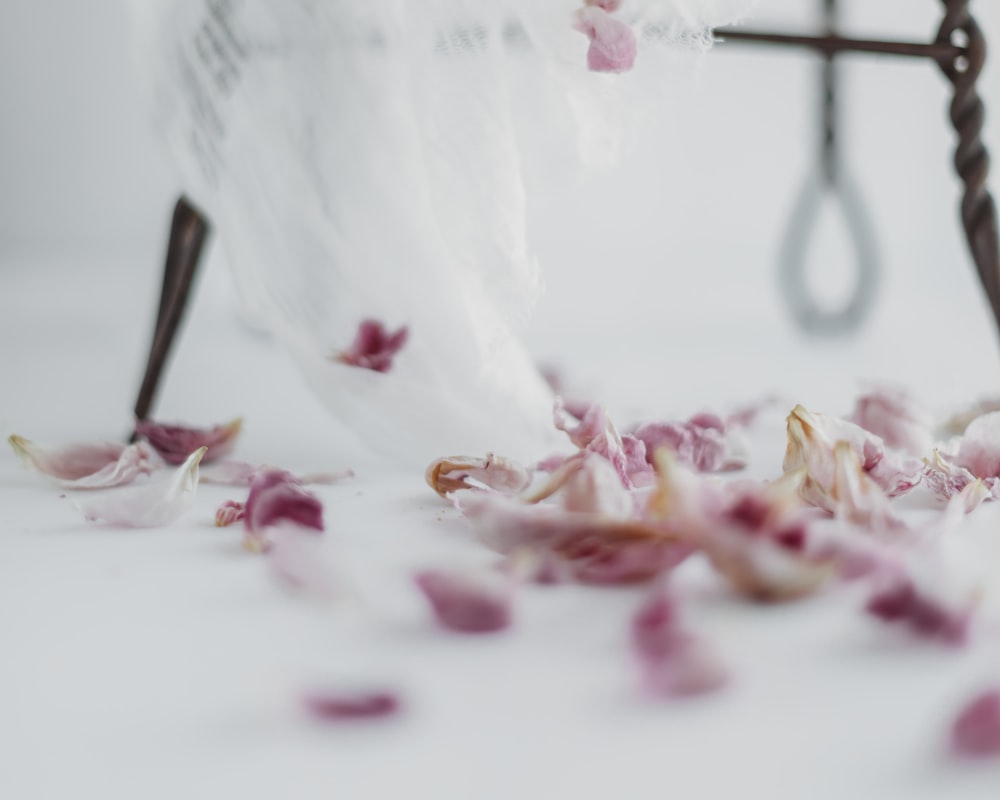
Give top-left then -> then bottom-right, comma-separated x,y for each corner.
214,499 -> 245,527
633,412 -> 749,473
574,6 -> 637,74
8,435 -> 161,489
425,454 -> 532,498
78,447 -> 206,527
333,319 -> 409,373
457,492 -> 692,586
243,469 -> 325,552
414,568 -> 512,634
268,528 -> 338,600
200,459 -> 354,487
784,405 -> 922,511
302,689 -> 400,721
651,453 -> 830,602
952,689 -> 1000,758
923,450 -> 996,511
954,411 -> 1000,479
133,417 -> 242,465
631,587 -> 728,698
584,0 -> 623,11
829,441 -> 908,534
865,574 -> 973,645
850,386 -> 932,456
553,400 -> 654,488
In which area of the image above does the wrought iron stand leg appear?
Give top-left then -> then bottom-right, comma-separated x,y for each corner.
937,0 -> 1000,334
132,197 -> 210,428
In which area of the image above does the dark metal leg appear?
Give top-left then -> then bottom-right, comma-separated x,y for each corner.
132,197 -> 210,427
937,1 -> 1000,335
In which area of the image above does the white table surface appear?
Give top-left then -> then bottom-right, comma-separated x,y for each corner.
2,245 -> 1000,800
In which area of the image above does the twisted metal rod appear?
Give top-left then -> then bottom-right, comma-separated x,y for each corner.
937,0 -> 1000,332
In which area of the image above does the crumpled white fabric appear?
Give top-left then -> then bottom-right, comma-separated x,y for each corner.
130,0 -> 755,462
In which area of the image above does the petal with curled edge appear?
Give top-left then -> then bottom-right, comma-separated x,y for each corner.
77,447 -> 206,527
784,405 -> 921,511
633,412 -> 749,473
425,454 -> 532,498
8,435 -> 161,489
243,469 -> 324,553
214,500 -> 245,527
650,451 -> 831,602
333,319 -> 409,373
133,417 -> 242,465
923,450 -> 996,512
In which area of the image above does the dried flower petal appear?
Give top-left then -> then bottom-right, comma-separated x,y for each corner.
333,319 -> 409,373
268,528 -> 338,600
952,689 -> 1000,758
425,454 -> 532,498
954,411 -> 1000,478
573,6 -> 637,73
8,435 -> 161,489
457,491 -> 690,585
651,452 -> 830,602
302,689 -> 400,721
244,469 -> 324,553
923,450 -> 996,511
631,587 -> 728,698
78,447 -> 206,527
553,400 -> 654,488
784,405 -> 921,511
850,386 -> 933,456
829,442 -> 907,534
865,574 -> 973,645
414,568 -> 512,634
215,500 -> 245,527
633,412 -> 749,473
133,417 -> 242,465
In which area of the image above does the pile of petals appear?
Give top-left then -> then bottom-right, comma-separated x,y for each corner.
8,416 -> 348,532
423,387 -> 1000,754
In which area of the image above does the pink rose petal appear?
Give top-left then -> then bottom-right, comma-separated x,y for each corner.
574,6 -> 637,74
553,400 -> 654,489
8,435 -> 161,489
77,447 -> 206,528
631,587 -> 728,698
214,499 -> 245,527
954,411 -> 1000,479
633,412 -> 749,473
850,386 -> 932,457
333,319 -> 409,373
414,568 -> 513,634
784,405 -> 922,511
865,574 -> 973,646
457,490 -> 692,586
425,454 -> 532,498
302,689 -> 400,721
133,417 -> 242,465
243,469 -> 325,553
952,689 -> 1000,758
922,450 -> 996,511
